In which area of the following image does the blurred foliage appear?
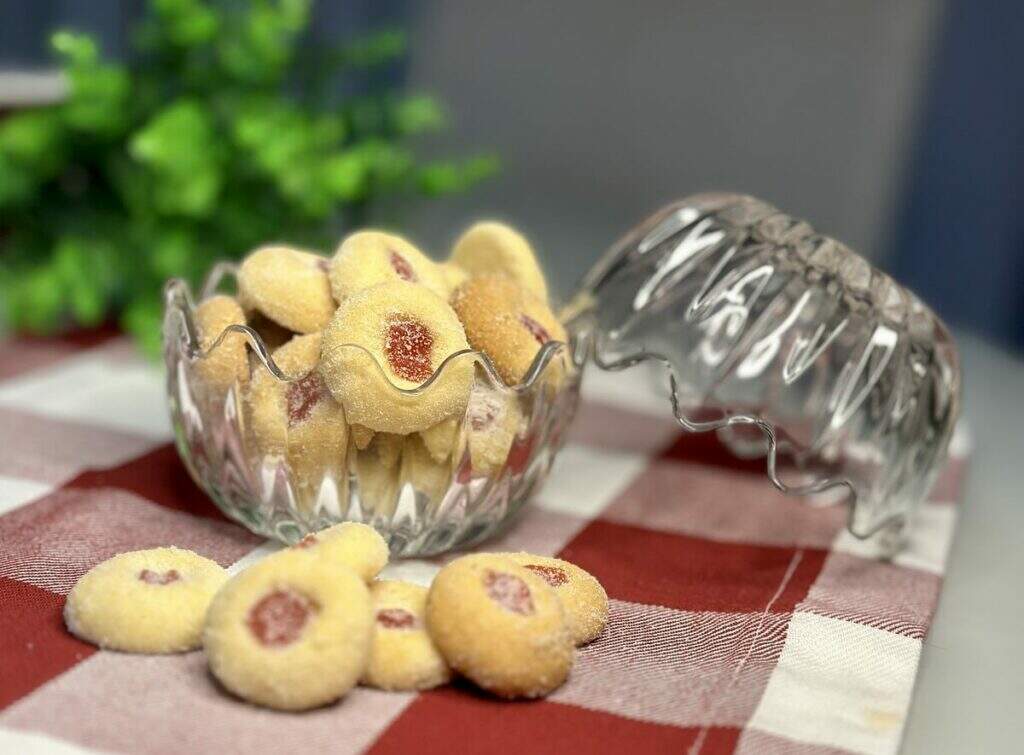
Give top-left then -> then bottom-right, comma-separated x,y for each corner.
0,0 -> 498,355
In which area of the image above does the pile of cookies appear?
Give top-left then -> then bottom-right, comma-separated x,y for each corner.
65,524 -> 608,710
191,222 -> 569,507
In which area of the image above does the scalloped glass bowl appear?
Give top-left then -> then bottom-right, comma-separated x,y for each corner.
164,194 -> 961,560
163,274 -> 581,556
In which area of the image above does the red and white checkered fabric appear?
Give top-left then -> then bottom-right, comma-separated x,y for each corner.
0,334 -> 968,755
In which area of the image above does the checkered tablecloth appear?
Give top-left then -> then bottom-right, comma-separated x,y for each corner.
0,332 -> 968,755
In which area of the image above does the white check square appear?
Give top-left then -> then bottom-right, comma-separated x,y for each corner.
748,612 -> 920,755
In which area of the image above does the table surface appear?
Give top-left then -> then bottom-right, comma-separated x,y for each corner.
902,332 -> 1024,754
0,328 -> 1013,754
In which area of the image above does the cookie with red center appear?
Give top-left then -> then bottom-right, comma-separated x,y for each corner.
451,275 -> 568,387
64,547 -> 229,653
238,245 -> 335,334
361,580 -> 450,691
203,550 -> 373,711
464,382 -> 524,476
426,553 -> 573,699
194,295 -> 250,391
399,434 -> 453,505
449,221 -> 549,302
497,553 -> 608,645
329,230 -> 449,302
248,333 -> 349,513
319,281 -> 474,434
281,522 -> 389,582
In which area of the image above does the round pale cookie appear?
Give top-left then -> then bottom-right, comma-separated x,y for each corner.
496,553 -> 608,645
362,580 -> 450,691
238,245 -> 335,334
426,553 -> 573,699
64,547 -> 228,654
203,550 -> 373,711
248,333 -> 348,512
465,382 -> 523,476
194,295 -> 249,391
452,275 -> 568,386
399,434 -> 452,504
329,230 -> 449,302
450,221 -> 549,302
353,441 -> 401,519
286,522 -> 389,582
319,281 -> 474,434
419,415 -> 463,464
438,261 -> 468,296
350,423 -> 376,451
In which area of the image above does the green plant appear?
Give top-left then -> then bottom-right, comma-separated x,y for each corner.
0,0 -> 498,355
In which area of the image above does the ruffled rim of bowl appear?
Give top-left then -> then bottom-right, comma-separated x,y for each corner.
163,265 -> 582,396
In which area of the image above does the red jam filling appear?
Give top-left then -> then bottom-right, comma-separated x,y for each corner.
523,564 -> 568,587
519,314 -> 551,345
384,317 -> 434,383
376,608 -> 417,629
138,569 -> 180,585
294,534 -> 319,549
483,569 -> 534,615
286,372 -> 327,426
389,251 -> 416,282
247,589 -> 314,647
468,392 -> 502,432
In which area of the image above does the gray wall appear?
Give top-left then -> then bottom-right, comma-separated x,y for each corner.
402,0 -> 944,300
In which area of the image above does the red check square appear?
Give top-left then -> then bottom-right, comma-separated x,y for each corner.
368,686 -> 740,755
559,520 -> 827,614
0,577 -> 95,710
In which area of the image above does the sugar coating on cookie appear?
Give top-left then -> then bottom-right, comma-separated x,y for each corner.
426,553 -> 573,699
248,333 -> 348,512
438,261 -> 469,296
238,246 -> 335,334
419,415 -> 463,464
399,434 -> 452,504
497,553 -> 608,645
452,275 -> 568,387
194,295 -> 249,390
203,550 -> 373,711
319,281 -> 474,434
361,580 -> 450,691
285,521 -> 389,582
64,547 -> 229,654
329,231 -> 449,302
465,383 -> 523,475
353,440 -> 401,519
450,222 -> 549,302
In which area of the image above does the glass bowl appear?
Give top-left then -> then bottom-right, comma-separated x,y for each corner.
569,192 -> 961,550
164,193 -> 961,559
163,267 -> 581,556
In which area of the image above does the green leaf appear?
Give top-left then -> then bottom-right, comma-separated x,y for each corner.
340,29 -> 407,68
416,154 -> 501,196
131,99 -> 223,216
152,0 -> 220,46
0,109 -> 66,170
121,296 -> 164,359
319,151 -> 367,201
391,95 -> 446,136
51,30 -> 98,66
0,153 -> 37,206
217,0 -> 311,83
